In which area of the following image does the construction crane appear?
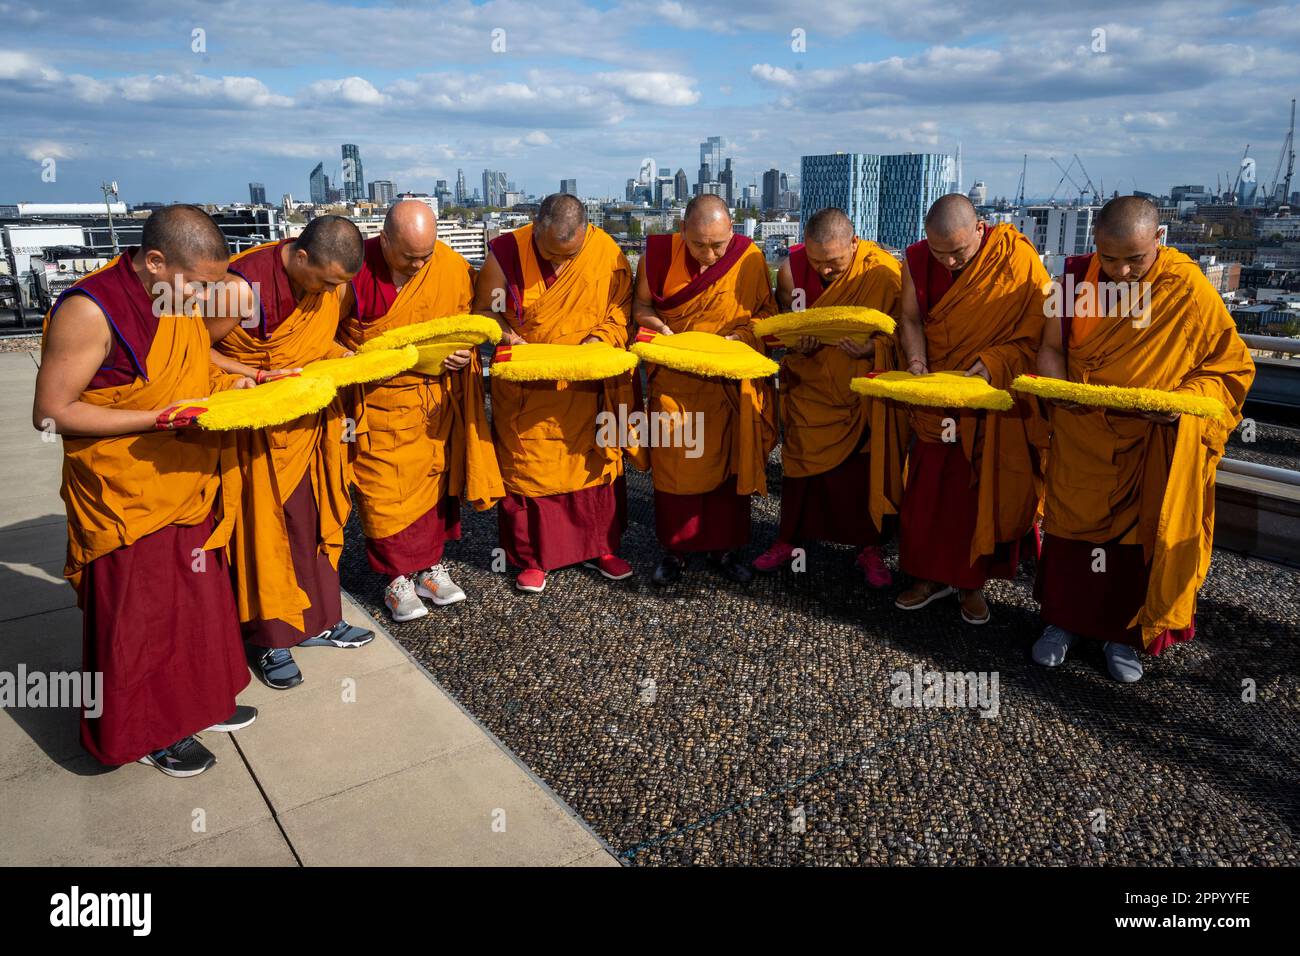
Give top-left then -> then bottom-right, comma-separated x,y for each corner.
1049,155 -> 1092,203
1268,98 -> 1295,207
1073,153 -> 1101,204
1015,154 -> 1027,207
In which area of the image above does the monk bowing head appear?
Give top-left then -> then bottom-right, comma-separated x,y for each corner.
287,214 -> 364,294
803,207 -> 856,283
380,199 -> 439,279
682,194 -> 733,268
1094,196 -> 1161,283
924,194 -> 983,272
139,203 -> 230,310
533,193 -> 588,265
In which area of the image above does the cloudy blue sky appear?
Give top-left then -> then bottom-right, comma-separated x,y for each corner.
1,0 -> 1297,206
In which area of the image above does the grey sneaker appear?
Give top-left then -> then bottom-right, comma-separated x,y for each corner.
1032,625 -> 1077,667
384,575 -> 428,622
415,564 -> 466,606
1103,642 -> 1144,683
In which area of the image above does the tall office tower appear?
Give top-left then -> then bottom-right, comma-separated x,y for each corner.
482,169 -> 508,207
799,153 -> 882,242
674,168 -> 689,204
878,153 -> 952,249
762,168 -> 783,212
434,180 -> 452,206
560,178 -> 578,196
248,182 -> 267,206
309,163 -> 327,205
341,143 -> 365,202
699,136 -> 722,188
719,158 -> 735,207
454,169 -> 467,205
656,173 -> 675,206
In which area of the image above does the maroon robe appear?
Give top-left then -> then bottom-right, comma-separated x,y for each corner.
1033,254 -> 1192,653
228,243 -> 341,647
777,245 -> 883,548
491,230 -> 627,571
349,236 -> 462,577
897,230 -> 1022,588
54,254 -> 248,763
643,233 -> 756,553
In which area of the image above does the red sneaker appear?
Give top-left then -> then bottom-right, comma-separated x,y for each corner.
752,541 -> 796,572
515,568 -> 547,593
856,545 -> 893,588
584,554 -> 633,581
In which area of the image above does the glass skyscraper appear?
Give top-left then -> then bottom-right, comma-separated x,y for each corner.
800,154 -> 881,241
800,151 -> 952,250
341,143 -> 365,203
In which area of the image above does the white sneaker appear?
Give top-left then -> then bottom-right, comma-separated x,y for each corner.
415,564 -> 466,606
384,575 -> 428,622
1032,625 -> 1077,667
1103,642 -> 1144,683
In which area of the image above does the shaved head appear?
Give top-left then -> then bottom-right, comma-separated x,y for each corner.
1094,196 -> 1160,241
1094,196 -> 1161,282
382,200 -> 438,278
924,194 -> 978,237
535,193 -> 587,243
804,208 -> 854,246
684,193 -> 731,227
287,214 -> 363,295
682,194 -> 734,268
295,214 -> 364,272
924,194 -> 984,272
141,204 -> 229,269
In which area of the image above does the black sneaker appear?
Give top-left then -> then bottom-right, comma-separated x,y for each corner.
206,705 -> 258,732
710,550 -> 754,584
137,736 -> 216,778
251,646 -> 304,690
299,620 -> 375,648
652,553 -> 684,586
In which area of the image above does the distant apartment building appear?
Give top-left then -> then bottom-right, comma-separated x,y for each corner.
755,219 -> 802,247
800,153 -> 881,241
1011,205 -> 1099,257
248,182 -> 267,206
438,224 -> 489,264
799,151 -> 950,248
368,180 -> 395,205
1257,216 -> 1300,240
393,192 -> 438,217
560,179 -> 577,196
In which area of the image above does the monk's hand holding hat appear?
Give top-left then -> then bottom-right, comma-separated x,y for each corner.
794,335 -> 820,355
836,336 -> 874,359
154,399 -> 210,430
907,356 -> 928,375
1138,409 -> 1180,424
254,367 -> 303,385
443,349 -> 472,372
964,359 -> 991,383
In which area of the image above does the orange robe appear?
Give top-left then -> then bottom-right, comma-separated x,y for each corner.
641,233 -> 777,552
1036,248 -> 1255,651
899,223 -> 1048,588
488,223 -> 639,570
48,251 -> 247,764
777,239 -> 904,546
218,240 -> 351,647
340,236 -> 502,578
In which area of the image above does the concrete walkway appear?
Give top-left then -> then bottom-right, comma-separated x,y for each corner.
0,349 -> 617,866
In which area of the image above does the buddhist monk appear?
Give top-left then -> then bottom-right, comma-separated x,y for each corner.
33,205 -> 255,777
473,193 -> 637,593
1032,196 -> 1254,681
338,200 -> 502,621
755,207 -> 905,586
634,193 -> 778,585
208,216 -> 373,690
895,194 -> 1048,624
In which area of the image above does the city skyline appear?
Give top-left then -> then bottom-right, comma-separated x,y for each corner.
2,0 -> 1298,205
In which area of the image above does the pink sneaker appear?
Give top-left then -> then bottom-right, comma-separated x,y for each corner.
515,568 -> 547,593
583,554 -> 633,581
753,541 -> 796,572
857,545 -> 893,588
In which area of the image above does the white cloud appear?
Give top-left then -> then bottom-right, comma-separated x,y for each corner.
304,76 -> 388,106
593,71 -> 699,106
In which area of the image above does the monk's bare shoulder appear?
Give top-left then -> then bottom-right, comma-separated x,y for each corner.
45,293 -> 113,357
